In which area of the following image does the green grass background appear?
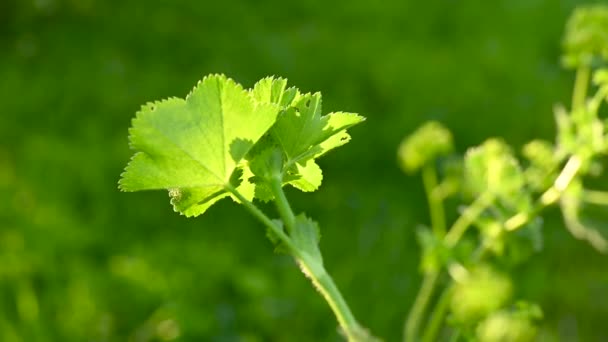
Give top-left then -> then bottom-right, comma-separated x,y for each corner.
1,0 -> 607,340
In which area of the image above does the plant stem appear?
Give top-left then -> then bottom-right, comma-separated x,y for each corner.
582,189 -> 608,206
226,185 -> 296,252
404,164 -> 446,342
420,283 -> 454,342
444,192 -> 494,248
298,257 -> 363,341
506,155 -> 582,232
404,271 -> 440,342
572,66 -> 590,111
268,177 -> 365,341
422,165 -> 446,237
269,176 -> 296,232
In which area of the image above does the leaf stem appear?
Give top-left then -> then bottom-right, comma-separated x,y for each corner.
225,185 -> 296,252
404,271 -> 440,342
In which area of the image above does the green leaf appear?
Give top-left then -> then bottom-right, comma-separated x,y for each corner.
554,105 -> 577,156
450,265 -> 513,324
562,5 -> 608,68
287,159 -> 323,192
464,139 -> 531,214
291,214 -> 322,261
274,93 -> 364,163
398,121 -> 453,173
416,226 -> 452,272
522,140 -> 558,192
250,76 -> 299,109
593,68 -> 608,88
248,78 -> 364,194
119,74 -> 280,217
476,304 -> 541,342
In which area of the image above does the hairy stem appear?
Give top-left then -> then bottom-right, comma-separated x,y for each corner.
268,177 -> 365,341
404,271 -> 440,342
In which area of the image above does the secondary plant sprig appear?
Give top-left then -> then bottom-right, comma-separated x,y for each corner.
400,5 -> 608,341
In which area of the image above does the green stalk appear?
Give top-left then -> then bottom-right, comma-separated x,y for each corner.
404,271 -> 440,342
226,184 -> 296,252
422,164 -> 446,237
582,190 -> 608,205
420,283 -> 454,342
269,176 -> 297,232
444,192 -> 494,248
268,176 -> 366,341
404,164 -> 446,342
506,155 -> 582,232
572,66 -> 590,111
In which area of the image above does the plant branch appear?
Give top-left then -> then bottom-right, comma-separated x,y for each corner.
268,176 -> 367,341
404,271 -> 440,342
226,184 -> 296,252
420,283 -> 454,342
582,189 -> 608,205
269,175 -> 297,233
404,164 -> 446,342
444,192 -> 494,248
506,155 -> 582,232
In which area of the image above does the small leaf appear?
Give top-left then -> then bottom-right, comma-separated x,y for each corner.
555,105 -> 576,156
473,217 -> 506,256
398,121 -> 453,173
450,265 -> 513,324
522,140 -> 559,192
250,76 -> 299,108
291,214 -> 323,261
562,5 -> 608,68
464,139 -> 531,214
476,303 -> 541,342
272,94 -> 365,164
249,80 -> 364,196
119,74 -> 280,216
416,227 -> 452,272
287,159 -> 323,192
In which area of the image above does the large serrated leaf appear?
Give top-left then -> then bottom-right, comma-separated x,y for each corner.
119,74 -> 280,216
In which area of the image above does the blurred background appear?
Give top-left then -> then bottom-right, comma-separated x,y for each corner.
1,0 -> 607,341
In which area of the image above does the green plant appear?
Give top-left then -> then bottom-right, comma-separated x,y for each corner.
119,75 -> 377,341
400,5 -> 608,342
